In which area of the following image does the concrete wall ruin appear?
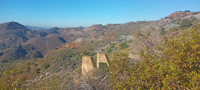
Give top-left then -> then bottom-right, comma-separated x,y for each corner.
82,56 -> 94,75
96,53 -> 109,68
81,53 -> 109,75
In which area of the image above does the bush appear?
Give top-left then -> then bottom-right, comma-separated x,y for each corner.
109,25 -> 200,89
89,47 -> 94,51
35,68 -> 41,74
43,64 -> 50,69
180,19 -> 192,29
107,48 -> 112,53
83,50 -> 89,55
101,48 -> 105,51
109,53 -> 131,89
119,42 -> 128,49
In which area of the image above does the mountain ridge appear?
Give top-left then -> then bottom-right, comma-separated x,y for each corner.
0,11 -> 200,89
166,10 -> 200,19
0,11 -> 200,62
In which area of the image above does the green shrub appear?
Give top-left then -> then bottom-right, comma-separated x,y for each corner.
89,47 -> 94,51
83,50 -> 89,55
119,42 -> 128,49
107,48 -> 112,53
180,19 -> 192,29
35,68 -> 40,74
43,64 -> 50,69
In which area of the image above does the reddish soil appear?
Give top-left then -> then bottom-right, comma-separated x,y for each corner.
100,35 -> 116,39
64,41 -> 82,48
166,11 -> 200,19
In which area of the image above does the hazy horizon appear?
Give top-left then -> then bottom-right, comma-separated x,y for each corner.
0,0 -> 199,28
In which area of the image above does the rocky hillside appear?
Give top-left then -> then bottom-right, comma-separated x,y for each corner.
0,22 -> 44,50
0,11 -> 200,89
1,11 -> 200,62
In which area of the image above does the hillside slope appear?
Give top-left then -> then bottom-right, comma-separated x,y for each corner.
0,11 -> 200,89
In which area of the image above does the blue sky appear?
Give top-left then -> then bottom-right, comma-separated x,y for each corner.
0,0 -> 199,28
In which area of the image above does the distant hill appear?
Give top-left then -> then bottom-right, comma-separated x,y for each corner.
44,27 -> 60,34
0,22 -> 79,61
0,22 -> 42,50
25,25 -> 47,31
166,10 -> 200,19
83,24 -> 106,31
0,22 -> 47,62
24,34 -> 67,55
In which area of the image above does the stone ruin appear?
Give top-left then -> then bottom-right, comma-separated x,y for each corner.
81,53 -> 109,75
82,56 -> 94,75
97,53 -> 109,68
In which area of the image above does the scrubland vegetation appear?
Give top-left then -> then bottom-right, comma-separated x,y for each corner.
0,11 -> 200,89
109,24 -> 200,89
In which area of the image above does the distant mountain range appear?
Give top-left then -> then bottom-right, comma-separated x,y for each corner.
0,10 -> 200,89
25,25 -> 48,31
0,11 -> 200,62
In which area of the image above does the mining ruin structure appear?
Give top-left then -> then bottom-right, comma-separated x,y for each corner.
81,53 -> 109,75
81,56 -> 94,75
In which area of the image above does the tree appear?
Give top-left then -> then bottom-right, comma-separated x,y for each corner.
185,10 -> 190,12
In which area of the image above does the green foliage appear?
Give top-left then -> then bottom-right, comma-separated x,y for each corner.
119,42 -> 128,49
82,50 -> 94,56
106,44 -> 116,53
35,68 -> 40,74
99,63 -> 108,71
101,48 -> 105,51
180,19 -> 192,29
107,48 -> 112,53
109,53 -> 131,89
109,24 -> 200,89
43,63 -> 50,69
110,44 -> 115,48
83,50 -> 89,55
89,47 -> 94,51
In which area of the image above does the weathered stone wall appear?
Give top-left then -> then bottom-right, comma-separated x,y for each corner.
82,56 -> 94,75
96,53 -> 109,68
